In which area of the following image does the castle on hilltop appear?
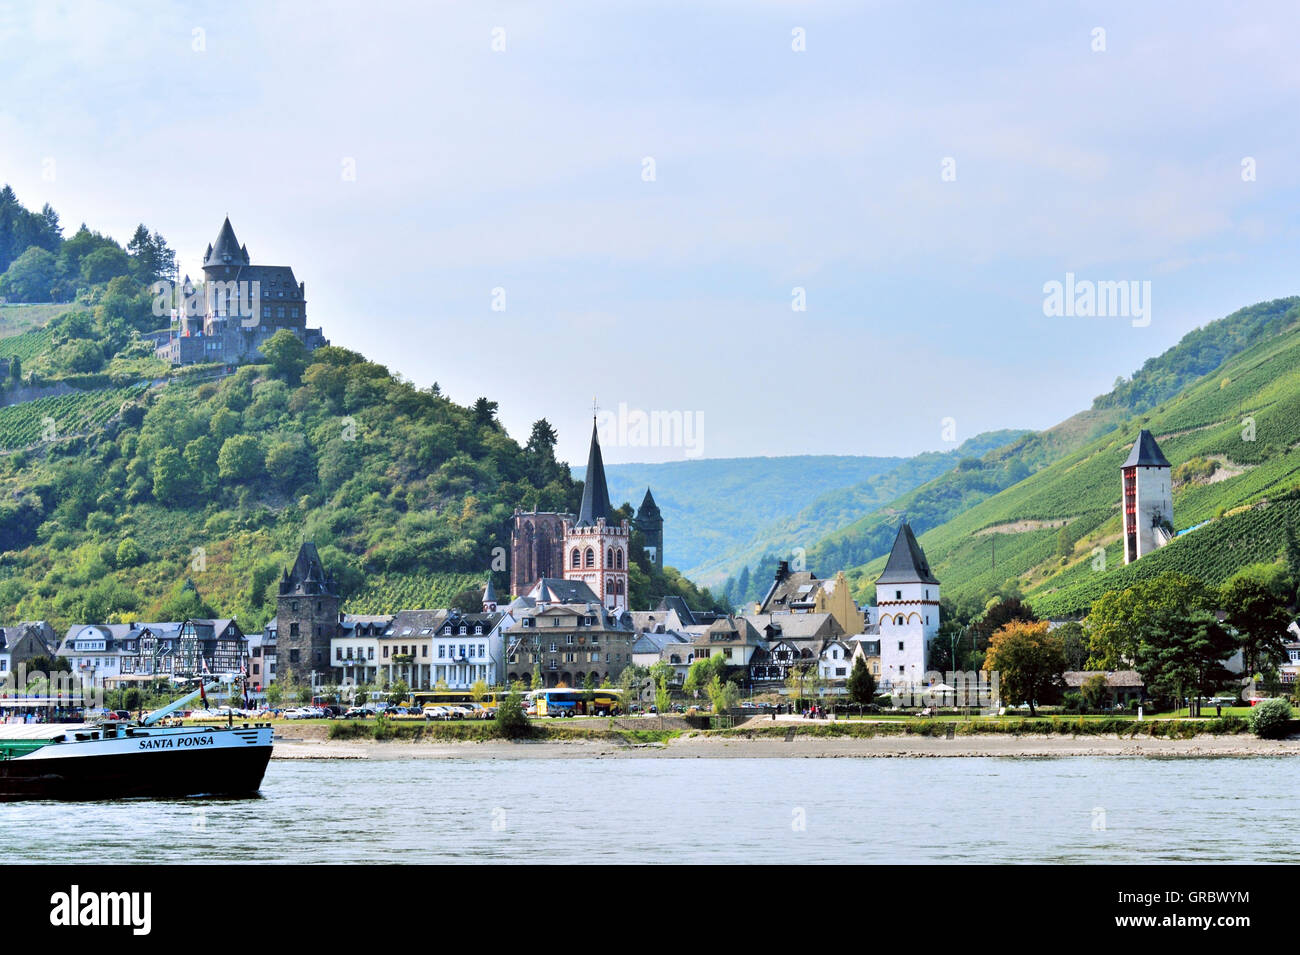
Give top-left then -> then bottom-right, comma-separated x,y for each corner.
509,419 -> 664,610
157,217 -> 329,366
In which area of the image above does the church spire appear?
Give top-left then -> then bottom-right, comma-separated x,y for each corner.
575,418 -> 613,527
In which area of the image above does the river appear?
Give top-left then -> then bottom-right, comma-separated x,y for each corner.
2,756 -> 1289,864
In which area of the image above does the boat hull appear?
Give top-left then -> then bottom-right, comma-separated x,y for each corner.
0,725 -> 273,801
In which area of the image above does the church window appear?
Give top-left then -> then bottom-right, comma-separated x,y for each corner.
585,548 -> 595,568
606,548 -> 613,566
606,580 -> 614,593
572,549 -> 580,567
616,579 -> 624,595
616,549 -> 623,569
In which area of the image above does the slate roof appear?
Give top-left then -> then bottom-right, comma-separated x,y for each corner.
653,595 -> 698,627
527,578 -> 601,605
1122,429 -> 1171,468
383,610 -> 451,637
575,419 -> 613,527
744,612 -> 844,642
204,217 -> 249,268
636,487 -> 662,521
483,578 -> 498,604
875,523 -> 940,586
280,542 -> 338,597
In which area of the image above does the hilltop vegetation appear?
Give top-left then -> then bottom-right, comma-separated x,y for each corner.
835,297 -> 1300,617
0,187 -> 725,629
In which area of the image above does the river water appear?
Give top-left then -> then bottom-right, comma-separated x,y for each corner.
2,757 -> 1291,864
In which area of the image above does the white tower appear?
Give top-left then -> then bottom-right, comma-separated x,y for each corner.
874,523 -> 940,687
1121,430 -> 1173,564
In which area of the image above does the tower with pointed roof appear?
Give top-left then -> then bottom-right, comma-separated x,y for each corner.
563,420 -> 630,612
482,577 -> 498,613
276,542 -> 342,686
1122,429 -> 1173,564
633,487 -> 664,570
874,522 -> 940,686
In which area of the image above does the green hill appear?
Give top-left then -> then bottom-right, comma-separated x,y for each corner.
833,296 -> 1300,617
0,187 -> 723,630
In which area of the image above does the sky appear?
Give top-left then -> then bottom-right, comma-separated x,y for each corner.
2,0 -> 1299,465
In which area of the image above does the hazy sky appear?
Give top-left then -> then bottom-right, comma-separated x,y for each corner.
2,0 -> 1298,465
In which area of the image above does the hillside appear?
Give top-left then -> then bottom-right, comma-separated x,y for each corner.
837,297 -> 1300,617
0,187 -> 725,630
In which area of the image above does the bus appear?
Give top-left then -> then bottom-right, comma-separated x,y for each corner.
409,690 -> 505,714
526,688 -> 622,718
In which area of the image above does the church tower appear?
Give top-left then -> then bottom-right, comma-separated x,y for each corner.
564,420 -> 630,612
1122,429 -> 1173,564
633,487 -> 664,570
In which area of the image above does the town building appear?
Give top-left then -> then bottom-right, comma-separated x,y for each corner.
0,622 -> 55,678
1122,429 -> 1174,564
55,619 -> 246,686
158,217 -> 328,366
503,578 -> 637,687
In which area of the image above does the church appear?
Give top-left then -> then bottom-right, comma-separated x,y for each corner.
509,419 -> 664,611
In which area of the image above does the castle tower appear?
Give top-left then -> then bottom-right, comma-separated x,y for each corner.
1122,429 -> 1173,564
875,523 -> 940,686
482,577 -> 498,613
564,420 -> 630,612
276,542 -> 341,687
633,487 -> 664,570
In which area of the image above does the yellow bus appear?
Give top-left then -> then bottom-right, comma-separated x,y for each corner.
410,689 -> 504,713
528,688 -> 622,718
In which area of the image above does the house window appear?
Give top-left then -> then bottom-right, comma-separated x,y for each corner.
898,641 -> 904,651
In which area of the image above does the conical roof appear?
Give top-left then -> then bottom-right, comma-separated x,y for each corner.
575,419 -> 613,527
483,577 -> 497,604
204,216 -> 249,268
637,487 -> 661,518
1122,429 -> 1170,468
875,523 -> 939,585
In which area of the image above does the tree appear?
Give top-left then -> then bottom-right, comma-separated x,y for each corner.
115,537 -> 141,568
387,679 -> 410,707
983,620 -> 1066,716
470,679 -> 488,701
1135,609 -> 1236,713
707,675 -> 741,714
217,435 -> 263,482
1085,573 -> 1214,670
151,447 -> 192,505
583,671 -> 596,691
1056,621 -> 1089,671
1080,673 -> 1110,712
494,685 -> 532,738
0,246 -> 57,301
79,245 -> 130,284
785,661 -> 823,706
531,664 -> 542,690
683,654 -> 727,698
261,329 -> 309,383
1220,577 -> 1291,678
846,657 -> 876,704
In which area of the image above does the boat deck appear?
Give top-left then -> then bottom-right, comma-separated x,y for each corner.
0,724 -> 90,740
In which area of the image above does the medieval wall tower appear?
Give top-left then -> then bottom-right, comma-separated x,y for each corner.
1122,429 -> 1173,564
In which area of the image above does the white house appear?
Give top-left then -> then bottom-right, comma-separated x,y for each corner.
818,640 -> 855,681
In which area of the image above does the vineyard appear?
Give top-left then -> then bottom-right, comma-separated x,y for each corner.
0,324 -> 55,362
342,572 -> 488,615
0,384 -> 146,450
845,301 -> 1300,613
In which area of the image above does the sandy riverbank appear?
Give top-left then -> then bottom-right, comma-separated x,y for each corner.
270,732 -> 1300,760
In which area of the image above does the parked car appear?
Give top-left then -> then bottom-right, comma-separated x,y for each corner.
343,707 -> 369,719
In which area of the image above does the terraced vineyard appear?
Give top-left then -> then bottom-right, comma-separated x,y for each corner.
843,306 -> 1300,615
0,384 -> 147,450
342,572 -> 487,615
0,324 -> 55,362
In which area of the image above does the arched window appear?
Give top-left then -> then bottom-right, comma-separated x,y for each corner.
895,614 -> 905,626
616,579 -> 624,595
606,579 -> 614,593
571,548 -> 580,568
616,549 -> 623,569
606,548 -> 614,567
585,548 -> 595,568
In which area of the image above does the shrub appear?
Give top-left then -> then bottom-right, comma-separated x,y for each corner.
493,688 -> 533,739
1249,697 -> 1292,739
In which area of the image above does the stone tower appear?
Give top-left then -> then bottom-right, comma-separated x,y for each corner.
633,487 -> 664,570
276,542 -> 341,687
509,510 -> 572,598
875,523 -> 940,686
1122,429 -> 1173,564
564,420 -> 630,612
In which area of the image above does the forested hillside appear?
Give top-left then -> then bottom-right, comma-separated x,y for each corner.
0,186 -> 724,629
